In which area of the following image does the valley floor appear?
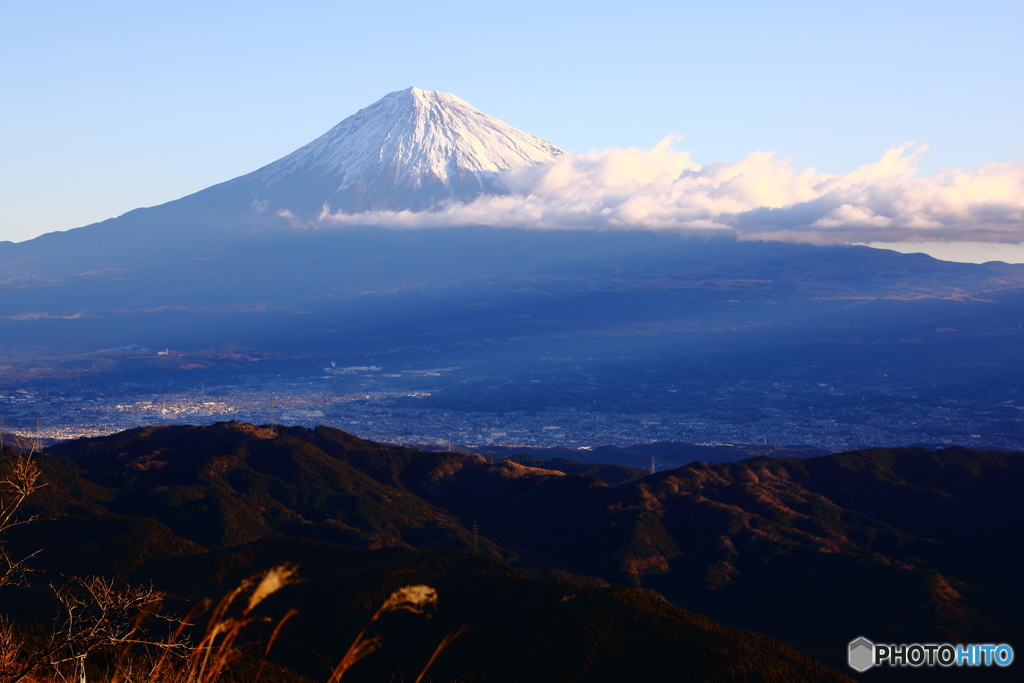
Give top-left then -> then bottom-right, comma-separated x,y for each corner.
4,377 -> 1022,454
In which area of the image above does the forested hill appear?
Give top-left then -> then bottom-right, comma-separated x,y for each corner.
6,422 -> 1023,680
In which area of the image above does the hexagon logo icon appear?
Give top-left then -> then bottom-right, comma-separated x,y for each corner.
848,637 -> 875,672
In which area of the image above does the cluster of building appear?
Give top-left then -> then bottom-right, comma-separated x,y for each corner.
1,373 -> 1021,453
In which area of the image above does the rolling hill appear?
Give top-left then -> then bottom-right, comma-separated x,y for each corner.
4,422 -> 1023,679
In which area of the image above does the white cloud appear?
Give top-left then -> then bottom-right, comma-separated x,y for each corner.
812,204 -> 893,229
317,138 -> 1024,248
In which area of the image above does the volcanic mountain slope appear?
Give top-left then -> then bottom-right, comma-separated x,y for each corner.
2,88 -> 562,249
1,84 -> 1023,364
3,224 -> 1023,363
0,87 -> 565,291
240,86 -> 565,214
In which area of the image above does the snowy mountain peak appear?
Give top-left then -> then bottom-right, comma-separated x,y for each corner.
242,87 -> 565,214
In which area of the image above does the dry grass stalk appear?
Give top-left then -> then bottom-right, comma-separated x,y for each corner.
165,563 -> 301,683
413,624 -> 468,683
327,585 -> 455,683
0,453 -> 459,683
0,448 -> 45,591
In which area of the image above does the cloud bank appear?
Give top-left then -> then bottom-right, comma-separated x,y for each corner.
319,138 -> 1024,247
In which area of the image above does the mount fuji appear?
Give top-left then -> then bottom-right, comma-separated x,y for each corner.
240,86 -> 565,215
0,88 -> 1021,398
84,86 -> 566,237
0,87 -> 566,271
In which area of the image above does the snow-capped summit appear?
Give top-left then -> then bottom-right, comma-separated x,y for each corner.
223,87 -> 565,215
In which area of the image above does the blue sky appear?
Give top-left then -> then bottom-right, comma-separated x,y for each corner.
2,0 -> 1022,260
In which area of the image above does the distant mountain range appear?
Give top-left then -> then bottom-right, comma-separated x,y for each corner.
7,421 -> 1024,679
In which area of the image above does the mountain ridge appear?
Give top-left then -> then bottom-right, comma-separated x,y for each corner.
10,422 -> 1024,678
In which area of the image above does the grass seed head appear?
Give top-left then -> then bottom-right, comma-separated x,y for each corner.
379,585 -> 438,617
246,563 -> 300,614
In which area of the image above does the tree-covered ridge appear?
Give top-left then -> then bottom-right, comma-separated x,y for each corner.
9,422 -> 1024,680
0,425 -> 856,682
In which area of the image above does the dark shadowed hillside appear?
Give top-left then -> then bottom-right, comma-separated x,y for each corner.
423,444 -> 1024,678
29,422 -> 494,560
0,426 -> 857,682
8,424 -> 1024,679
141,539 -> 851,683
463,441 -> 830,469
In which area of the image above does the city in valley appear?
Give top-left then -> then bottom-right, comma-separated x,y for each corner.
4,350 -> 1021,455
